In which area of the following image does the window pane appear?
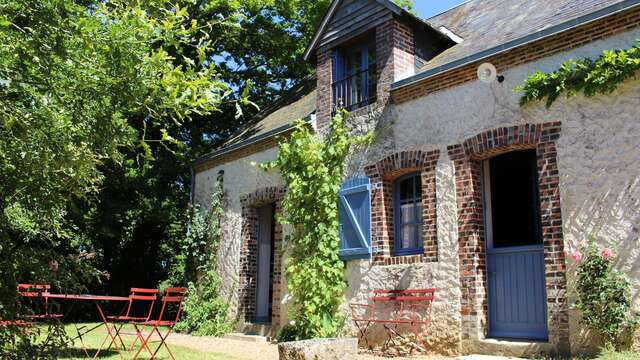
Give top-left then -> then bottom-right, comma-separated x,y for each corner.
400,203 -> 415,224
399,177 -> 413,200
400,225 -> 417,249
415,175 -> 422,198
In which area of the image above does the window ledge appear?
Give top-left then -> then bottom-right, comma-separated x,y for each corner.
394,249 -> 424,257
345,101 -> 381,118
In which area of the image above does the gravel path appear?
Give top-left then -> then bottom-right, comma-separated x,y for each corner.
167,334 -> 279,359
165,333 -> 454,360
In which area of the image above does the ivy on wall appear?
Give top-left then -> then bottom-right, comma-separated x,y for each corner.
169,181 -> 234,336
518,40 -> 640,107
263,111 -> 371,340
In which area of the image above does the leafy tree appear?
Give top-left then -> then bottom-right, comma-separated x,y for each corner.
0,0 -> 234,355
75,0 -> 331,296
393,0 -> 417,15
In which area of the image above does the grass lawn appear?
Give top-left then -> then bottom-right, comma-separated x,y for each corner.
537,349 -> 639,360
583,350 -> 639,360
45,323 -> 239,360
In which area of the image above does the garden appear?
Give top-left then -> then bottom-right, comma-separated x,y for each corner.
1,0 -> 640,359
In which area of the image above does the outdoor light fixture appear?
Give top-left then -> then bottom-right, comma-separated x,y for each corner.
477,62 -> 505,83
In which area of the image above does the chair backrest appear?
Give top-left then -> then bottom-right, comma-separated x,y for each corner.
17,284 -> 51,297
17,284 -> 53,316
124,288 -> 159,321
156,288 -> 187,325
372,288 -> 436,302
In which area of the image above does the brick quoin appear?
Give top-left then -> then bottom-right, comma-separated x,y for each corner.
392,6 -> 640,104
447,122 -> 569,354
365,149 -> 439,265
315,48 -> 333,134
239,187 -> 286,328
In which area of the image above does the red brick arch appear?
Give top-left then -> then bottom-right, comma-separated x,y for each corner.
447,122 -> 569,353
239,186 -> 286,328
364,149 -> 440,265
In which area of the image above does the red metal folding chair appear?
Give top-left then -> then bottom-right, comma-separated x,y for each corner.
131,287 -> 186,360
16,284 -> 63,320
0,320 -> 35,347
106,287 -> 158,350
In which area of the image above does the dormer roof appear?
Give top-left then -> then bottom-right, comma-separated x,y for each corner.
303,0 -> 446,61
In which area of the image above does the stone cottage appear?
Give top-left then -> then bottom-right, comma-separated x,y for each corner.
192,0 -> 640,356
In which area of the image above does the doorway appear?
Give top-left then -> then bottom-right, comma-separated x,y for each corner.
483,150 -> 548,340
254,203 -> 275,324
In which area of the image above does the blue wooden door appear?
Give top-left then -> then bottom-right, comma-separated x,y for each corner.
487,246 -> 548,340
484,150 -> 548,340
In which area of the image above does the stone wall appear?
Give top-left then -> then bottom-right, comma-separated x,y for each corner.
194,147 -> 288,332
340,27 -> 640,355
193,26 -> 640,356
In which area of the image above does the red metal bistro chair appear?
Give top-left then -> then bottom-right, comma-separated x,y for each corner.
349,288 -> 435,354
106,287 -> 158,350
0,320 -> 35,347
16,284 -> 63,320
132,287 -> 186,360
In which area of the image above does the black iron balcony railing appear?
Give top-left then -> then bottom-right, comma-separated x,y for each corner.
332,67 -> 377,113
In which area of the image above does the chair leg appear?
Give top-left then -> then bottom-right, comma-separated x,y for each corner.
116,323 -> 127,350
354,321 -> 373,350
150,326 -> 176,360
106,323 -> 126,351
132,324 -> 155,360
130,326 -> 142,349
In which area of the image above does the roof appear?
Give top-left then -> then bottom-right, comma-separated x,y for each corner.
303,0 -> 445,61
194,80 -> 316,166
389,0 -> 640,91
421,0 -> 630,74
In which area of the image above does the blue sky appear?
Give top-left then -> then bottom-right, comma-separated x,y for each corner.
414,0 -> 468,19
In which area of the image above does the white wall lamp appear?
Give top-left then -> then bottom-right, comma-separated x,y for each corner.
477,62 -> 505,84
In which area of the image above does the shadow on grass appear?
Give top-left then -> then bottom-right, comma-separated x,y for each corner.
57,347 -> 120,359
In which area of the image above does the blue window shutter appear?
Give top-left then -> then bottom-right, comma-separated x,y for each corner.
339,177 -> 372,260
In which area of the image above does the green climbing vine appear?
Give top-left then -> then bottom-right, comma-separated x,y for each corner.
263,110 -> 371,340
170,181 -> 234,336
518,40 -> 640,107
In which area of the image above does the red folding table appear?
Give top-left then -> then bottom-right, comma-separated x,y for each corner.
43,294 -> 130,359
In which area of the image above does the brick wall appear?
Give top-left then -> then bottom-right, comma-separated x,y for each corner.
315,48 -> 333,135
239,187 -> 286,328
392,6 -> 640,104
364,149 -> 439,265
376,19 -> 415,106
447,122 -> 569,353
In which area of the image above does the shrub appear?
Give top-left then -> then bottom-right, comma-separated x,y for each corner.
175,268 -> 233,336
571,239 -> 638,348
170,181 -> 233,336
276,323 -> 301,342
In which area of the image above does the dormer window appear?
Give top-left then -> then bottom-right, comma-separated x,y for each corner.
332,36 -> 377,112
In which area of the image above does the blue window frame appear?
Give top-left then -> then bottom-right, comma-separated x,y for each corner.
394,173 -> 423,255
